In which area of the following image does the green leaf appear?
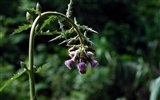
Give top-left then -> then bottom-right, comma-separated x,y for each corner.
0,69 -> 26,92
25,8 -> 39,15
26,8 -> 36,12
40,16 -> 54,31
36,64 -> 47,73
11,24 -> 31,35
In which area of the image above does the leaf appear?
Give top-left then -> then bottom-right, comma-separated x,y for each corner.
83,34 -> 97,46
66,0 -> 73,17
49,35 -> 62,42
58,18 -> 67,39
26,8 -> 37,13
39,30 -> 61,35
58,38 -> 71,45
150,77 -> 160,100
40,16 -> 54,31
58,19 -> 64,32
80,25 -> 98,34
25,8 -> 40,15
0,69 -> 26,92
11,24 -> 31,35
74,17 -> 78,25
36,64 -> 47,73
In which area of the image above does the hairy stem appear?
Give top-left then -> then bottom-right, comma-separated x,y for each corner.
28,11 -> 83,100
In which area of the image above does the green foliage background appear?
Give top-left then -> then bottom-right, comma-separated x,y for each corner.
0,0 -> 160,100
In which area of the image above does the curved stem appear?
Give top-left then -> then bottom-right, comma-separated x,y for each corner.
28,11 -> 83,100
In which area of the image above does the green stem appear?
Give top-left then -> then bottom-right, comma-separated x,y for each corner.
28,11 -> 83,100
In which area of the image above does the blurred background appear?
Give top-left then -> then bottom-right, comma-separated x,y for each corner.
0,0 -> 160,100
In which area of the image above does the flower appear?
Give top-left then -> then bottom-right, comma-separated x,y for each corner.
71,50 -> 80,61
69,51 -> 75,58
66,45 -> 99,74
90,60 -> 99,68
77,62 -> 87,74
87,51 -> 94,58
65,59 -> 74,69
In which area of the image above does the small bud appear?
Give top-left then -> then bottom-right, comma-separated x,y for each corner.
26,12 -> 32,22
20,61 -> 26,68
20,61 -> 28,71
87,51 -> 94,58
36,2 -> 42,12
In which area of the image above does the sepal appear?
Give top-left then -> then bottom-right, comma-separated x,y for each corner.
20,61 -> 29,71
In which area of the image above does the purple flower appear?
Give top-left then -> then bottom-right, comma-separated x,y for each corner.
90,60 -> 99,68
65,59 -> 74,69
77,62 -> 87,74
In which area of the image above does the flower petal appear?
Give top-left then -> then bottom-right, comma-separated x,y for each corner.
69,51 -> 75,58
65,59 -> 74,69
90,60 -> 99,68
87,51 -> 94,58
77,62 -> 87,74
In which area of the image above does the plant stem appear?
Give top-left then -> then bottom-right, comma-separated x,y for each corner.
28,11 -> 83,100
28,18 -> 36,100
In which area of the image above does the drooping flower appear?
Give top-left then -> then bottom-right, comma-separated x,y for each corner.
90,60 -> 99,68
65,43 -> 99,74
77,62 -> 87,74
65,59 -> 74,69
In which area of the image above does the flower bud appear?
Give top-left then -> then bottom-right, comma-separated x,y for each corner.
36,2 -> 42,12
87,51 -> 94,58
20,61 -> 26,68
26,12 -> 32,22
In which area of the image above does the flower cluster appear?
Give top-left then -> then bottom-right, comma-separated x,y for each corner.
65,45 -> 99,74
